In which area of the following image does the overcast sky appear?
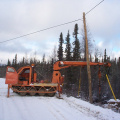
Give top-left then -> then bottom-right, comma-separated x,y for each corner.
0,0 -> 120,64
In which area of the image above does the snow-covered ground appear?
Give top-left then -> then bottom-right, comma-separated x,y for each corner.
0,78 -> 120,120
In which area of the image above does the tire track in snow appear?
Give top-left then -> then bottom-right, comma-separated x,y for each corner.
44,97 -> 96,120
41,97 -> 78,120
64,98 -> 99,117
38,97 -> 62,120
34,96 -> 97,120
47,98 -> 79,120
1,97 -> 23,120
0,87 -> 23,120
46,101 -> 67,120
63,97 -> 109,120
11,96 -> 34,120
0,98 -> 5,120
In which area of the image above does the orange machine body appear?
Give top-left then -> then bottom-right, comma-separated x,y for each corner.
52,61 -> 111,83
5,61 -> 111,97
5,65 -> 58,97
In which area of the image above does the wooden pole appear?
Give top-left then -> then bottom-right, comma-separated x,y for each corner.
83,12 -> 93,103
78,66 -> 81,96
98,67 -> 101,101
7,84 -> 10,97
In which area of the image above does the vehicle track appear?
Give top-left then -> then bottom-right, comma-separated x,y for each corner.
47,98 -> 81,120
63,97 -> 114,120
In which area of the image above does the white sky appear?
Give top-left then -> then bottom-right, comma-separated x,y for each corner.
0,0 -> 120,64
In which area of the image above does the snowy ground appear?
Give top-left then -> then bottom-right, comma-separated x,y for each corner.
0,78 -> 120,120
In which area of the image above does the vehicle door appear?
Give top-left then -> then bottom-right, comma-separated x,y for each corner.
5,66 -> 18,84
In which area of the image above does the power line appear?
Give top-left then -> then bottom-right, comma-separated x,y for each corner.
0,18 -> 82,44
0,0 -> 104,44
85,0 -> 104,15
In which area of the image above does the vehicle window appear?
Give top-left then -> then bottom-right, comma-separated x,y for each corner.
24,69 -> 30,73
8,68 -> 15,72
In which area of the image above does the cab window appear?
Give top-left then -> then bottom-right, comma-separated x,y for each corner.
24,69 -> 30,73
8,68 -> 15,72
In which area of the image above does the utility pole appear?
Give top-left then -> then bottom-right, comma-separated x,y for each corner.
83,12 -> 93,103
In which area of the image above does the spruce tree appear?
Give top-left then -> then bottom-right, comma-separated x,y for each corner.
22,57 -> 25,65
64,31 -> 73,89
69,24 -> 81,92
65,30 -> 71,61
104,49 -> 107,62
57,32 -> 64,61
42,54 -> 46,63
7,59 -> 11,66
12,59 -> 15,66
73,24 -> 80,61
15,54 -> 17,65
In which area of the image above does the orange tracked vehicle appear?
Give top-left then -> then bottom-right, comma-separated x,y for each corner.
5,61 -> 111,97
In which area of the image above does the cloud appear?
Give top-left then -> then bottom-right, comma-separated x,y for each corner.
0,0 -> 120,63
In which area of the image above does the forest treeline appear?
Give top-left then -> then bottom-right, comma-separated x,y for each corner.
0,23 -> 120,101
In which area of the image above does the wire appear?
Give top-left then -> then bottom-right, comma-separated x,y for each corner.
0,18 -> 82,44
85,0 -> 104,15
0,0 -> 104,44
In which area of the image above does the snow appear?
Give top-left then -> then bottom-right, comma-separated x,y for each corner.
108,99 -> 120,103
0,78 -> 120,120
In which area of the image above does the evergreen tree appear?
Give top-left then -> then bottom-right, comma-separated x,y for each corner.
104,49 -> 107,62
15,54 -> 17,65
12,59 -> 15,66
65,30 -> 71,61
67,24 -> 80,94
22,57 -> 25,65
30,58 -> 34,64
57,32 -> 64,61
73,24 -> 80,61
40,54 -> 47,79
7,59 -> 11,66
64,31 -> 73,89
42,54 -> 46,63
